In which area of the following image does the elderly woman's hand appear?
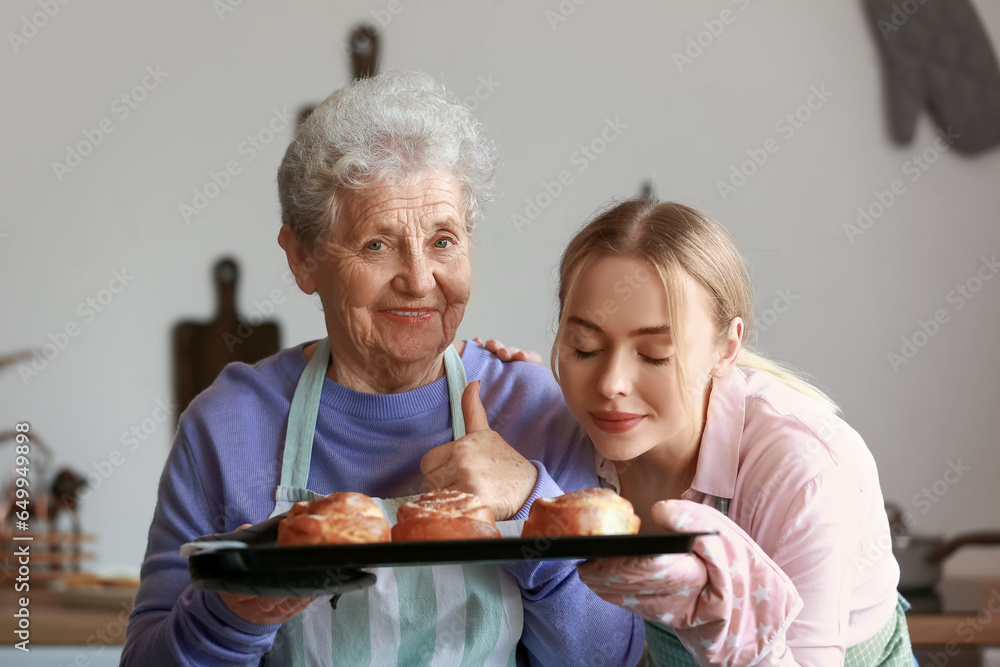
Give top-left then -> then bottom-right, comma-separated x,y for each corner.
219,524 -> 314,625
420,381 -> 539,520
220,591 -> 314,626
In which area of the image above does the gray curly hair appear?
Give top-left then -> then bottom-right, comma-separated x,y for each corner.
277,70 -> 498,251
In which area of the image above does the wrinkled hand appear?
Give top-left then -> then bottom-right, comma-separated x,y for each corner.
473,337 -> 544,366
420,381 -> 538,520
219,524 -> 314,625
220,592 -> 314,625
578,500 -> 803,667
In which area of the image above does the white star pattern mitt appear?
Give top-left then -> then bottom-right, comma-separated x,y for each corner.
577,499 -> 803,666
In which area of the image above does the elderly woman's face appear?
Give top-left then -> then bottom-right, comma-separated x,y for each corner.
310,172 -> 471,372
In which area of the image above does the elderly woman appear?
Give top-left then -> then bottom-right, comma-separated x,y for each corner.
121,71 -> 643,666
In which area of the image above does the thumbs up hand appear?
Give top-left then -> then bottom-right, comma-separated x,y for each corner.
420,381 -> 539,520
460,378 -> 491,433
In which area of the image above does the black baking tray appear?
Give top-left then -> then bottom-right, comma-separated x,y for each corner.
186,513 -> 711,597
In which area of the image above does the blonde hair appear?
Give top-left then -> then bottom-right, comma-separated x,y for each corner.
552,199 -> 839,416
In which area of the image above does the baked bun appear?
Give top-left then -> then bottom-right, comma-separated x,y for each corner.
278,491 -> 390,546
522,487 -> 640,537
391,489 -> 501,542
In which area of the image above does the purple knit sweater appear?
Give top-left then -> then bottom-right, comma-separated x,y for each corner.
120,341 -> 643,666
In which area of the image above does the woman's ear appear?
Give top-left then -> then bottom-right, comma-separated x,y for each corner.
711,316 -> 743,378
278,225 -> 318,295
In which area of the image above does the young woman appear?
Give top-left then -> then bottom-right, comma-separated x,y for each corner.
488,199 -> 912,665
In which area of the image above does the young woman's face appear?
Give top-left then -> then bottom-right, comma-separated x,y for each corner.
557,254 -> 725,462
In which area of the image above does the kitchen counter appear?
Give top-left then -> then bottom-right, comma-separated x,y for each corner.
908,614 -> 1000,645
906,578 -> 1000,667
0,584 -> 132,647
3,577 -> 998,651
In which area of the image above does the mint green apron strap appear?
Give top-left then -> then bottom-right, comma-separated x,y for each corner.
283,340 -> 464,488
276,338 -> 331,664
281,338 -> 332,489
444,344 -> 468,438
442,348 -> 512,664
275,341 -> 508,666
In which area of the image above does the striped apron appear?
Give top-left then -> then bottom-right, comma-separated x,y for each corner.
264,339 -> 523,666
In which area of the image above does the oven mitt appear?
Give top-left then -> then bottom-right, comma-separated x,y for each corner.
577,500 -> 803,666
863,0 -> 1000,154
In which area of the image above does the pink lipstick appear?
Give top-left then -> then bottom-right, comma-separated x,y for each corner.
589,411 -> 645,434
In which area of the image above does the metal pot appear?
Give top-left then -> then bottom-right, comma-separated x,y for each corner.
886,502 -> 1000,591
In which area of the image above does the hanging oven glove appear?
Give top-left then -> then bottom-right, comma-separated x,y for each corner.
863,0 -> 1000,154
577,500 -> 803,666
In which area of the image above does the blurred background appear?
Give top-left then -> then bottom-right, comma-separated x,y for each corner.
2,0 -> 1000,658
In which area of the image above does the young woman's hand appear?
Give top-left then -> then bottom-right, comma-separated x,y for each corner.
218,524 -> 315,625
577,500 -> 802,666
473,337 -> 544,365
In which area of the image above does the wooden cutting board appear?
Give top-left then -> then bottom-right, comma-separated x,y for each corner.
172,257 -> 280,423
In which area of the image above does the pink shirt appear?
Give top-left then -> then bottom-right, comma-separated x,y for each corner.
600,366 -> 901,664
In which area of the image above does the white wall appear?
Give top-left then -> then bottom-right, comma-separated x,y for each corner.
3,0 -> 999,579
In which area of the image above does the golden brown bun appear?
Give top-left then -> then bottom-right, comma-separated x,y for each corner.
392,489 -> 501,542
521,487 -> 640,537
278,491 -> 391,546
391,514 -> 502,541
